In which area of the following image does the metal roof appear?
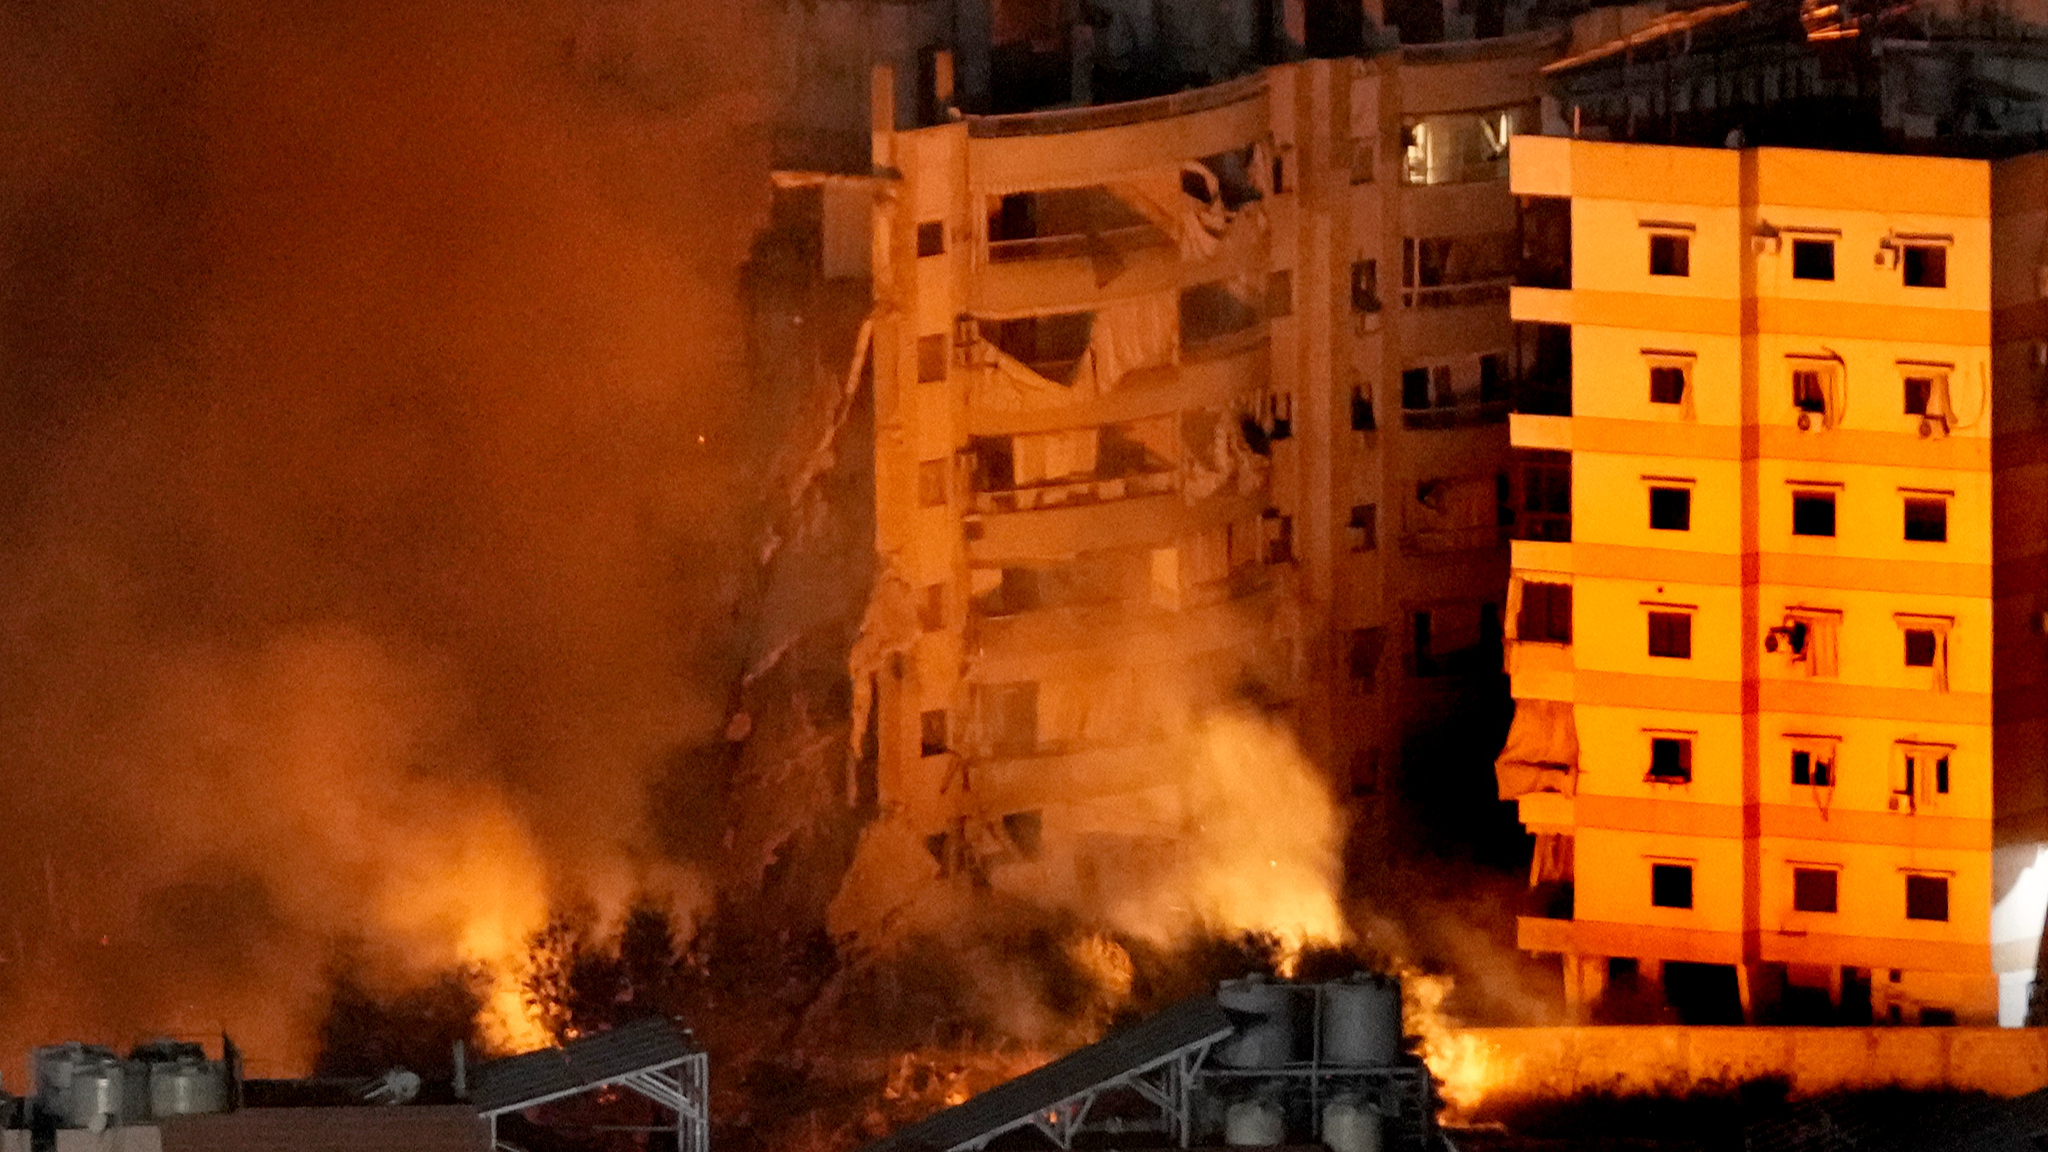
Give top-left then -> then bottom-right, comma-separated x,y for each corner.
470,1017 -> 701,1116
866,996 -> 1234,1152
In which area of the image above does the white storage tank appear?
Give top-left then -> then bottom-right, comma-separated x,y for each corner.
1215,977 -> 1296,1067
1323,1097 -> 1383,1152
1320,975 -> 1402,1067
1224,1097 -> 1286,1147
146,1058 -> 227,1118
33,1044 -> 124,1131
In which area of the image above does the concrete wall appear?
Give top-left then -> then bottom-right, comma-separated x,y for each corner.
1458,1025 -> 2048,1114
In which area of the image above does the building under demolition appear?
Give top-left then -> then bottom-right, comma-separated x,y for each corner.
809,0 -> 1559,945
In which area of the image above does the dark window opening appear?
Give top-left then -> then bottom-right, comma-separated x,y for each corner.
1519,581 -> 1573,644
1905,376 -> 1934,415
1349,626 -> 1385,689
917,220 -> 946,257
1650,486 -> 1692,531
918,584 -> 944,631
1349,504 -> 1378,552
920,709 -> 948,757
1480,354 -> 1506,403
1791,238 -> 1835,281
1402,367 -> 1432,410
1905,498 -> 1948,542
1513,322 -> 1572,416
1649,611 -> 1693,659
1906,874 -> 1949,921
1351,386 -> 1377,431
1652,863 -> 1695,908
1793,369 -> 1828,413
1649,737 -> 1693,782
1921,1007 -> 1957,1026
1650,233 -> 1691,277
1792,749 -> 1835,787
1905,628 -> 1937,667
1515,195 -> 1571,289
1001,810 -> 1042,859
1413,611 -> 1437,677
1903,244 -> 1947,289
1794,868 -> 1839,913
984,312 -> 1093,381
1792,491 -> 1836,537
1179,281 -> 1263,348
1515,450 -> 1572,543
1650,365 -> 1687,405
1264,512 -> 1294,564
1351,260 -> 1381,313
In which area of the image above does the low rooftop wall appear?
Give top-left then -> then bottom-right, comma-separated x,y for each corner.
1457,1026 -> 2048,1115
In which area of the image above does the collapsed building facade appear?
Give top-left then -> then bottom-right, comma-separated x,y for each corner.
802,0 -> 1561,940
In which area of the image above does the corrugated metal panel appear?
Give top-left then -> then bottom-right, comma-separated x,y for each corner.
868,997 -> 1233,1152
471,1017 -> 699,1114
156,1106 -> 487,1152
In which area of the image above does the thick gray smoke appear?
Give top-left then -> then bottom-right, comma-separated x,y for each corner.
0,0 -> 769,1076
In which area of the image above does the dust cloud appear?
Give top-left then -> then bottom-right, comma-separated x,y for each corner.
0,0 -> 769,1076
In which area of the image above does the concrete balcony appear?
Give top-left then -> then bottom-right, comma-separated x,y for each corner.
1510,411 -> 1572,451
968,487 -> 1264,563
1510,284 -> 1572,325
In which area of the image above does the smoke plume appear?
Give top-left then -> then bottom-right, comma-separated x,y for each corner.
0,0 -> 768,1076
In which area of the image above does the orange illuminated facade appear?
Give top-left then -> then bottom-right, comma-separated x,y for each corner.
1500,136 -> 2030,1025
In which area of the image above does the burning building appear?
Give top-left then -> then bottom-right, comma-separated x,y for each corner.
810,0 -> 1561,952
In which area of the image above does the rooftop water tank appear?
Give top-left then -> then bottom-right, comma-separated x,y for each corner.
147,1058 -> 228,1118
1320,975 -> 1402,1067
1323,1097 -> 1384,1152
33,1045 -> 123,1131
1215,977 -> 1295,1067
1224,1096 -> 1285,1147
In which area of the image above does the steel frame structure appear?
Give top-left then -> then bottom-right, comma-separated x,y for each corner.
478,1050 -> 708,1152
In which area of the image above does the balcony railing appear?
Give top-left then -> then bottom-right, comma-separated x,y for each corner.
1402,398 -> 1512,430
1403,278 -> 1511,309
971,470 -> 1178,514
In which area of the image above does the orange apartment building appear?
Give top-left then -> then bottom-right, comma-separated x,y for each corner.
828,35 -> 1564,940
1494,135 -> 2048,1026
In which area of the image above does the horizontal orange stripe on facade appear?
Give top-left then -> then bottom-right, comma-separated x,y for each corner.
1519,916 -> 1989,973
1568,794 -> 1990,848
1571,670 -> 1990,723
1568,418 -> 1992,470
1562,542 -> 1991,595
1552,291 -> 1989,345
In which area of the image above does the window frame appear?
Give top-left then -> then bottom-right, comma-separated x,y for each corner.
1650,861 -> 1695,909
1647,607 -> 1695,660
1791,489 -> 1838,538
1792,866 -> 1840,913
1905,873 -> 1950,922
1903,494 -> 1949,543
1901,243 -> 1948,289
1790,237 -> 1836,281
1646,732 -> 1695,784
1648,484 -> 1693,532
1648,231 -> 1692,278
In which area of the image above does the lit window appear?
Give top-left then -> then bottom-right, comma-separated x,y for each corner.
1793,868 -> 1838,913
1792,491 -> 1836,537
1650,233 -> 1690,277
1905,874 -> 1949,921
1792,238 -> 1836,281
1651,863 -> 1694,908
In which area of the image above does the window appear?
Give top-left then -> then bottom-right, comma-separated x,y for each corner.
1648,736 -> 1693,783
1650,233 -> 1691,277
1904,497 -> 1948,542
1349,504 -> 1378,552
1791,238 -> 1835,281
1650,365 -> 1688,405
985,682 -> 1038,756
917,584 -> 944,631
1904,376 -> 1935,415
1792,491 -> 1836,537
1793,868 -> 1839,913
1903,244 -> 1947,289
1351,386 -> 1376,431
1480,353 -> 1506,403
1895,744 -> 1954,812
1402,368 -> 1431,410
1002,811 -> 1042,858
1791,746 -> 1835,787
1905,628 -> 1938,667
1650,486 -> 1692,531
917,333 -> 949,382
1349,627 -> 1385,689
1351,260 -> 1381,313
918,459 -> 949,507
920,709 -> 948,756
916,220 -> 946,257
1652,863 -> 1695,908
1518,581 -> 1573,644
1792,369 -> 1828,414
1648,610 -> 1693,659
1264,512 -> 1294,564
1905,874 -> 1949,921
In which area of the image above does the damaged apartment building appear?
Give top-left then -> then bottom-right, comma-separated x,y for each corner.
778,0 -> 1564,940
